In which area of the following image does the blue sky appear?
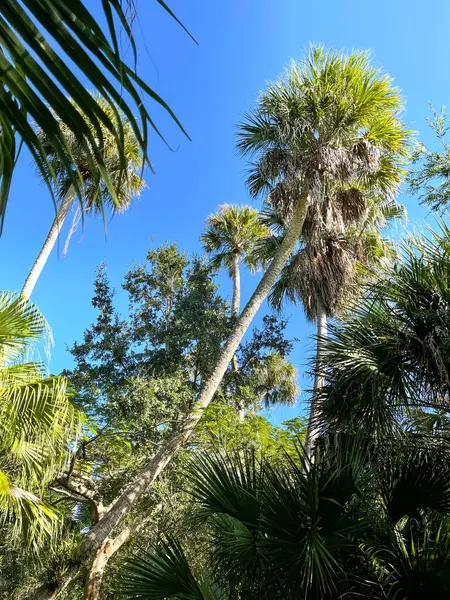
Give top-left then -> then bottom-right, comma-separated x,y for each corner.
2,0 -> 448,424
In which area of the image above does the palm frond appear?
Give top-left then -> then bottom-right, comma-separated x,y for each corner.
0,0 -> 192,230
118,537 -> 205,600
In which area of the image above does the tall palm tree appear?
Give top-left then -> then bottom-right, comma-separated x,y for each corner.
261,193 -> 405,455
0,1 -> 192,227
21,98 -> 144,299
0,292 -> 80,549
201,204 -> 269,318
201,204 -> 269,418
34,47 -> 410,600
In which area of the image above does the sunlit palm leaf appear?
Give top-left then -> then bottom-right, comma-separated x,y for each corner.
0,471 -> 57,550
0,0 -> 192,231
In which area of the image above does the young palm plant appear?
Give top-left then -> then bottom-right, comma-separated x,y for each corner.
21,98 -> 144,299
0,292 -> 80,549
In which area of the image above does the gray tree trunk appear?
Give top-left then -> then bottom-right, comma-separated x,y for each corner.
29,190 -> 310,600
230,252 -> 244,419
231,251 -> 240,318
304,297 -> 328,458
21,187 -> 76,299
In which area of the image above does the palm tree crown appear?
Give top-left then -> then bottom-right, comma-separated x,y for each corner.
201,204 -> 269,273
264,194 -> 405,320
21,97 -> 145,299
39,97 -> 145,215
238,45 -> 410,228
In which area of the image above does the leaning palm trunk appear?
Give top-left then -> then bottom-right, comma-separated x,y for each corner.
304,298 -> 328,458
29,192 -> 310,600
21,187 -> 76,299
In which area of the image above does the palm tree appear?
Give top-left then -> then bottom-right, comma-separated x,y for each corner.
118,438 -> 450,600
201,204 -> 269,318
21,98 -> 144,299
0,292 -> 80,549
201,204 -> 269,418
0,1 -> 192,227
36,47 -> 410,600
261,193 -> 405,455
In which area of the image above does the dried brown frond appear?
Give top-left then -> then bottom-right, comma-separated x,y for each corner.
335,188 -> 368,224
353,139 -> 381,172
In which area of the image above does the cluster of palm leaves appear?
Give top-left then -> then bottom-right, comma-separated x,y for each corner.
0,293 -> 80,549
318,223 -> 450,437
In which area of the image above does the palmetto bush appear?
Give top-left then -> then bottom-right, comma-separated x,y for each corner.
117,437 -> 450,599
318,223 -> 450,438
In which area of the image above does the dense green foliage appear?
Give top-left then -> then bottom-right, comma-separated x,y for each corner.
118,226 -> 450,600
3,23 -> 450,600
0,244 -> 302,598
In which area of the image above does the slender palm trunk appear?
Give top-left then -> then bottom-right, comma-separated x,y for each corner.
304,298 -> 328,458
21,187 -> 76,299
230,252 -> 244,419
30,191 -> 310,600
231,251 -> 240,318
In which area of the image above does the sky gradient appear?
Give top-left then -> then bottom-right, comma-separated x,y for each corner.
2,0 -> 448,423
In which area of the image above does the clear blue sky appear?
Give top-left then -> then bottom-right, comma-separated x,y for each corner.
2,0 -> 447,424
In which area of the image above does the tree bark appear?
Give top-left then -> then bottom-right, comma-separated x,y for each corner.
29,191 -> 310,600
84,529 -> 130,600
304,297 -> 328,458
21,187 -> 76,299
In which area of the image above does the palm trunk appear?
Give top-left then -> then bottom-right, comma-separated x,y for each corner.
29,191 -> 310,600
21,187 -> 76,299
230,252 -> 244,420
231,251 -> 240,318
304,297 -> 328,458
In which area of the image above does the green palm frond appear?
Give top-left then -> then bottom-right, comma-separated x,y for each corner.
253,352 -> 299,407
376,443 -> 450,524
0,293 -> 81,548
0,292 -> 49,363
0,1 -> 192,230
0,471 -> 57,551
318,224 -> 450,437
118,537 -> 206,600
